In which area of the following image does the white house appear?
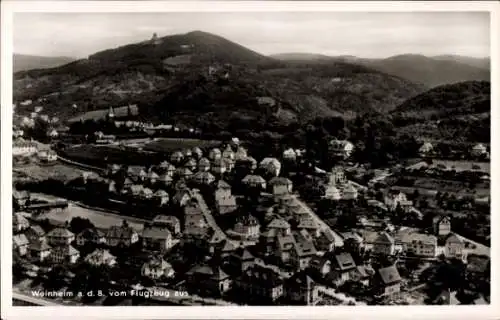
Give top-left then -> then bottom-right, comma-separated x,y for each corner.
329,139 -> 354,159
471,143 -> 488,157
259,158 -> 281,177
419,142 -> 434,157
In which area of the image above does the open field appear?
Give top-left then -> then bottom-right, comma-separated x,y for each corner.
13,163 -> 86,182
142,137 -> 221,153
61,144 -> 159,166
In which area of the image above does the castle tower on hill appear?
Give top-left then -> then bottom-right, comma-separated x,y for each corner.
151,33 -> 161,45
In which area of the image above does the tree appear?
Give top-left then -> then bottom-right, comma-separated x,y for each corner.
69,217 -> 96,235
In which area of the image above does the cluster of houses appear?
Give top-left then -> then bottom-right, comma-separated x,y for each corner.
12,138 -> 58,162
418,141 -> 489,159
12,134 -> 490,305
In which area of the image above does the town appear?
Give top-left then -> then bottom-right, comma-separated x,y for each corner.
12,103 -> 490,306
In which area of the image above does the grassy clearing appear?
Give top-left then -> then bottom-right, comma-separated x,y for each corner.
142,137 -> 221,153
13,163 -> 86,182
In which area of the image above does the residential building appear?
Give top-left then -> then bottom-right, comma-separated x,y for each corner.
329,139 -> 354,159
269,177 -> 293,196
351,265 -> 375,286
315,231 -> 337,252
285,271 -> 319,305
13,190 -> 30,209
13,234 -> 29,256
29,240 -> 52,261
170,151 -> 184,164
193,171 -> 216,185
38,149 -> 58,162
173,189 -> 191,207
227,248 -> 256,272
198,157 -> 211,172
374,265 -> 402,296
185,158 -> 197,171
290,231 -> 317,270
184,205 -> 209,236
235,146 -> 248,161
324,185 -> 341,201
276,234 -> 296,263
419,142 -> 434,157
192,147 -> 203,159
471,143 -> 487,157
105,221 -> 139,247
13,212 -> 30,233
152,215 -> 181,235
242,175 -> 267,189
84,249 -> 117,267
211,158 -> 229,175
328,166 -> 347,185
373,232 -> 395,256
325,252 -> 357,287
158,173 -> 173,187
186,264 -> 232,297
141,258 -> 175,280
13,139 -> 37,156
147,171 -> 160,184
433,290 -> 460,305
268,218 -> 291,236
216,196 -> 238,215
405,233 -> 437,257
384,190 -> 413,212
142,225 -> 173,252
445,233 -> 465,260
433,215 -> 452,236
25,225 -> 46,243
153,189 -> 169,206
222,145 -> 235,160
49,245 -> 80,264
209,148 -> 222,161
297,215 -> 321,238
342,184 -> 358,200
230,214 -> 260,239
259,158 -> 281,177
46,227 -> 75,246
76,228 -> 106,246
234,265 -> 284,303
283,148 -> 297,161
175,167 -> 193,180
215,180 -> 232,200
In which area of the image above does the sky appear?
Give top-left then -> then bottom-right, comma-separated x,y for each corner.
13,12 -> 490,59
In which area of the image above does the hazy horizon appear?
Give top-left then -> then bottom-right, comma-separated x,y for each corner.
14,12 -> 490,59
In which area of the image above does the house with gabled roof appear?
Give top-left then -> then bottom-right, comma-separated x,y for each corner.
290,231 -> 317,270
445,233 -> 465,260
147,171 -> 160,184
235,146 -> 248,161
433,215 -> 451,236
49,245 -> 80,264
158,173 -> 173,187
283,148 -> 297,161
173,189 -> 191,207
228,214 -> 260,239
328,139 -> 354,159
84,249 -> 117,267
170,151 -> 184,164
419,142 -> 434,157
268,217 -> 291,236
76,228 -> 106,246
433,289 -> 460,305
46,227 -> 75,246
216,196 -> 237,215
227,247 -> 256,272
374,265 -> 402,296
186,263 -> 232,297
105,221 -> 139,247
215,180 -> 232,199
234,265 -> 284,303
29,240 -> 52,262
297,215 -> 321,238
13,212 -> 30,233
153,189 -> 169,206
285,271 -> 319,305
185,158 -> 198,171
193,171 -> 216,186
405,233 -> 437,257
269,177 -> 293,196
142,225 -> 173,252
373,232 -> 395,256
152,215 -> 181,235
222,144 -> 235,160
142,257 -> 175,280
342,183 -> 358,200
192,147 -> 203,159
242,174 -> 266,190
25,225 -> 46,243
198,157 -> 211,172
209,148 -> 222,161
259,157 -> 281,177
324,252 -> 357,287
13,234 -> 29,256
175,167 -> 193,180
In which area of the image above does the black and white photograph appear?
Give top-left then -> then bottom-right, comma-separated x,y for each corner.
1,1 -> 498,319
